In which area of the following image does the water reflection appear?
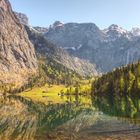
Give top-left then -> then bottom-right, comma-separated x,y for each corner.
92,93 -> 140,119
0,94 -> 140,140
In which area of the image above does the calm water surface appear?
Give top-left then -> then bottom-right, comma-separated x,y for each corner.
0,93 -> 140,140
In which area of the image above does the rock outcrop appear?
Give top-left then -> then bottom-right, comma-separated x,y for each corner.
0,0 -> 38,90
15,12 -> 29,25
33,26 -> 48,33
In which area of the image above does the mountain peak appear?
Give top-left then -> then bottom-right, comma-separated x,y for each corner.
107,24 -> 128,34
52,21 -> 64,27
15,12 -> 29,25
103,24 -> 131,40
109,24 -> 119,29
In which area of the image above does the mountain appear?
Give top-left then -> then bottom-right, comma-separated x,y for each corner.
92,61 -> 140,118
46,21 -> 105,50
15,13 -> 99,77
15,12 -> 140,75
0,0 -> 38,92
45,22 -> 140,72
25,25 -> 99,77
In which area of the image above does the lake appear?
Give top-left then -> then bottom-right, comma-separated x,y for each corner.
0,93 -> 140,140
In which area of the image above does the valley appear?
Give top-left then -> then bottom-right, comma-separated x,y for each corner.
0,0 -> 140,139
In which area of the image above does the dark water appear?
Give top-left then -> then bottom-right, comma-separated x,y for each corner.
0,94 -> 140,140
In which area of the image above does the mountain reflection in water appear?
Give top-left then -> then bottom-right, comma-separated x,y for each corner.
0,94 -> 140,140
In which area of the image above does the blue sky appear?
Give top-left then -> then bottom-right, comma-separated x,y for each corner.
10,0 -> 140,30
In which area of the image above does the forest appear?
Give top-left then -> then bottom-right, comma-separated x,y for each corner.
92,61 -> 140,118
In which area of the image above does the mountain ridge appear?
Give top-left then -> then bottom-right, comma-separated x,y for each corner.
12,11 -> 140,76
16,12 -> 140,74
44,21 -> 140,72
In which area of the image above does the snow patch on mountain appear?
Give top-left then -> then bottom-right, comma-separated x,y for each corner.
64,44 -> 83,51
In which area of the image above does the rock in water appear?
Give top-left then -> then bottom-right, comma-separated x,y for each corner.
0,0 -> 38,91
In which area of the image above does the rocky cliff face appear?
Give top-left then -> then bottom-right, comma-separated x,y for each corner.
45,22 -> 140,72
46,21 -> 105,50
0,0 -> 38,90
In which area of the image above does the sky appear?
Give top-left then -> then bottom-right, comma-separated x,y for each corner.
9,0 -> 140,30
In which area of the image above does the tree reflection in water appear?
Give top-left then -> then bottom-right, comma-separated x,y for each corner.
0,94 -> 140,140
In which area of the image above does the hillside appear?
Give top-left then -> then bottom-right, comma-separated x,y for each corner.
92,61 -> 140,118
